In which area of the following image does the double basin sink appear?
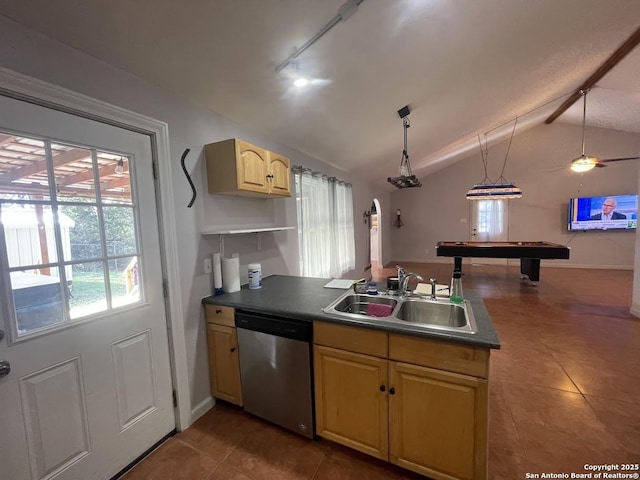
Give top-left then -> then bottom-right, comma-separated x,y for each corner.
323,290 -> 477,334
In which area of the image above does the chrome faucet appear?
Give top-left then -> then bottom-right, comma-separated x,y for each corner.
396,265 -> 406,284
393,264 -> 406,296
400,272 -> 424,296
429,278 -> 437,300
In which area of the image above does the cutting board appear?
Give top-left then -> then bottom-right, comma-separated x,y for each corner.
415,283 -> 450,297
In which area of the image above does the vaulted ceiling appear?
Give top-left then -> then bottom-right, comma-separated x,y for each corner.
1,0 -> 639,189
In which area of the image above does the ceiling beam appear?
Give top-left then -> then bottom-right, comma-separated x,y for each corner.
100,176 -> 131,191
56,163 -> 117,187
0,134 -> 15,147
1,148 -> 90,183
0,181 -> 130,201
545,24 -> 640,124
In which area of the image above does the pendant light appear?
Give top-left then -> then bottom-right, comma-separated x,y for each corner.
467,118 -> 523,200
387,105 -> 422,189
115,157 -> 125,174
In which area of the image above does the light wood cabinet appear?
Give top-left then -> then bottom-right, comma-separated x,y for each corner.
205,138 -> 291,198
205,304 -> 242,406
313,322 -> 489,480
389,361 -> 488,480
267,150 -> 291,196
313,345 -> 389,460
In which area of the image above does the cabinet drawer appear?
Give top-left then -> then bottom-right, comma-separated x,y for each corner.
389,334 -> 489,379
205,304 -> 235,327
314,322 -> 387,358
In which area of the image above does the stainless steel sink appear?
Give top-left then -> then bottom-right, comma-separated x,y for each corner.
332,294 -> 398,316
395,300 -> 467,328
323,291 -> 477,334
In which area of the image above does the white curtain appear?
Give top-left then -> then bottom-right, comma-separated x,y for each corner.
294,167 -> 355,278
474,199 -> 508,242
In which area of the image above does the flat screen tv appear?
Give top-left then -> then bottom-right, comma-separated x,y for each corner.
568,194 -> 638,231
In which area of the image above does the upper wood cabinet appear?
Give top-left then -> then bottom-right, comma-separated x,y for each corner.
205,138 -> 291,198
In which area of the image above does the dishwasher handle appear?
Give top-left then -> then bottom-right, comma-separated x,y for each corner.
235,311 -> 312,342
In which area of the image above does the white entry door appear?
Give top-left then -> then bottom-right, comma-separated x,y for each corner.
470,199 -> 509,242
0,94 -> 174,479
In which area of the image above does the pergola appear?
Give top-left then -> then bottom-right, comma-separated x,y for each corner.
0,133 -> 132,202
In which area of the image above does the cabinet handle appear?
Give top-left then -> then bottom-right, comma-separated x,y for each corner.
216,309 -> 222,314
230,347 -> 236,353
379,385 -> 386,392
389,387 -> 396,395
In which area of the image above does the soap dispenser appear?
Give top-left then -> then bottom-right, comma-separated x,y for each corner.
450,270 -> 464,304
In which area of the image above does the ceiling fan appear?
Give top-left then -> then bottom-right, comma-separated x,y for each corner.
569,89 -> 639,172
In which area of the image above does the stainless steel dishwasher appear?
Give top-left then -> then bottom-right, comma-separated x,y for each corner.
235,311 -> 314,438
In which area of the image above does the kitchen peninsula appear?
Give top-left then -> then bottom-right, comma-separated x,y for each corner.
203,275 -> 500,480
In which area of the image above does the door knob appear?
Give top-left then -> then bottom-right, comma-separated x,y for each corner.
0,360 -> 11,378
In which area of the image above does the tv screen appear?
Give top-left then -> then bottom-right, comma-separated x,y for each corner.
568,194 -> 638,231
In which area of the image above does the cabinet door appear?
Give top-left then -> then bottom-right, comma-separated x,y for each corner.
267,152 -> 291,197
389,362 -> 488,480
206,323 -> 243,406
236,140 -> 269,194
314,345 -> 388,460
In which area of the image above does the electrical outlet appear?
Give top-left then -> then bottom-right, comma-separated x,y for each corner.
203,257 -> 212,274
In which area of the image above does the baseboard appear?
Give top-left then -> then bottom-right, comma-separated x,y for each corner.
553,263 -> 633,270
190,395 -> 215,426
391,258 -> 454,264
389,258 -> 632,270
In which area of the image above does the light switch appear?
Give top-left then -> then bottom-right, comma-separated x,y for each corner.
204,257 -> 212,274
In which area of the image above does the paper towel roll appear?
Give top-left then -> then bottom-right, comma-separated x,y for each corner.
213,253 -> 223,294
222,256 -> 240,293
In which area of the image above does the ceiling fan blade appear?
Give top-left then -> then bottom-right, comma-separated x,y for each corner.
600,156 -> 640,163
595,163 -> 607,168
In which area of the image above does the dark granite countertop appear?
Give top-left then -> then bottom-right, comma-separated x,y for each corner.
202,275 -> 500,349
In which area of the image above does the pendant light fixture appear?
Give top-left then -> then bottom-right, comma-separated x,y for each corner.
467,118 -> 523,200
115,157 -> 125,174
387,105 -> 422,189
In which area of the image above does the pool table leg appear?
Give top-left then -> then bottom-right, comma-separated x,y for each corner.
454,257 -> 462,272
520,258 -> 540,282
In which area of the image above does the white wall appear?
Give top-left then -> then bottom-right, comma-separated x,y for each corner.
391,122 -> 640,270
0,17 -> 391,418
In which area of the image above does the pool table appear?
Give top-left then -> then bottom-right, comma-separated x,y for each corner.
436,241 -> 570,282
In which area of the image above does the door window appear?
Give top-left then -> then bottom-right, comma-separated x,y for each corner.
472,199 -> 509,242
0,132 -> 142,340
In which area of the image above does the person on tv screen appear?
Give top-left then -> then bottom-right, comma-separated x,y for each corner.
590,198 -> 627,220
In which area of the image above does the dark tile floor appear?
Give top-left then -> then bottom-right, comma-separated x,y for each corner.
123,263 -> 639,480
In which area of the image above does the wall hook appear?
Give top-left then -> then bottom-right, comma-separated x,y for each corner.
180,148 -> 197,208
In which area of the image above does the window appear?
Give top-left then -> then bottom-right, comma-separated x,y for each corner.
0,132 -> 142,339
294,167 -> 355,278
473,199 -> 508,241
